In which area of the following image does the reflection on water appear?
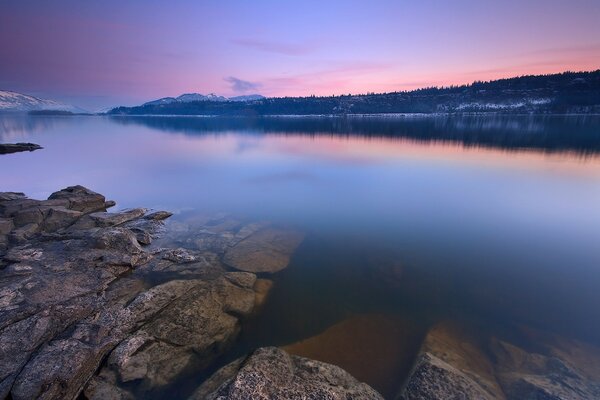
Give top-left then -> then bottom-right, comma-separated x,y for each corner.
109,114 -> 600,155
1,114 -> 600,397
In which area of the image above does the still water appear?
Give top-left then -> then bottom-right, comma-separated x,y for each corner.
1,114 -> 600,397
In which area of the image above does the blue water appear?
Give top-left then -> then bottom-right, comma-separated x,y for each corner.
2,114 -> 600,396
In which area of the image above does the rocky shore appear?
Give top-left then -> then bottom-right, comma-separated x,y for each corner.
1,186 -> 599,400
0,186 -> 328,399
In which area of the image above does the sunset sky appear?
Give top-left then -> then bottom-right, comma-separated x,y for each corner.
1,0 -> 599,110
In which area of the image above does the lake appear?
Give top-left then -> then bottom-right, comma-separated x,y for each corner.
1,114 -> 600,397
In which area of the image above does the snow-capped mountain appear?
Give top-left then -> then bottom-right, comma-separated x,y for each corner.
142,93 -> 264,106
0,90 -> 84,113
143,97 -> 178,106
228,94 -> 265,102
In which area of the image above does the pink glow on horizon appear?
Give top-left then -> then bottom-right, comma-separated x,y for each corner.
1,0 -> 599,109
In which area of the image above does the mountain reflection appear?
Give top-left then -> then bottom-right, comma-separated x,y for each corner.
109,114 -> 600,156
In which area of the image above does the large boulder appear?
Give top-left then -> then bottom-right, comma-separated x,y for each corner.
48,185 -> 108,214
190,347 -> 384,400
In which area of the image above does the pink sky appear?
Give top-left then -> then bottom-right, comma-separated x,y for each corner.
1,0 -> 599,110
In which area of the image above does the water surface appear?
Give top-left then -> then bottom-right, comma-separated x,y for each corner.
1,114 -> 600,397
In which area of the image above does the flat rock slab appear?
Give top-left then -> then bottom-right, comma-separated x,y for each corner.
222,227 -> 304,273
0,143 -> 43,155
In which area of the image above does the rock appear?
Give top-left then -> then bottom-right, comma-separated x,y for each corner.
253,278 -> 273,310
145,211 -> 173,220
0,143 -> 42,155
42,207 -> 83,232
190,347 -> 384,400
88,208 -> 147,227
0,198 -> 40,217
284,314 -> 423,398
0,186 -> 299,399
8,223 -> 39,244
162,247 -> 197,263
399,322 -> 504,400
401,353 -> 500,400
491,329 -> 600,400
0,217 -> 14,235
84,371 -> 134,400
104,200 -> 117,209
48,185 -> 107,213
223,227 -> 304,273
0,192 -> 26,202
0,187 -> 179,399
94,275 -> 257,391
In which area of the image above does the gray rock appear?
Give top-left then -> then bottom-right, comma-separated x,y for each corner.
0,217 -> 14,235
145,210 -> 173,220
8,223 -> 39,244
88,208 -> 147,227
0,192 -> 26,202
48,185 -> 107,213
100,275 -> 256,390
42,207 -> 83,232
0,143 -> 42,155
190,347 -> 384,400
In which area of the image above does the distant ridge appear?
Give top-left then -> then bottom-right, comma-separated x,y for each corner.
109,70 -> 600,116
0,90 -> 86,113
142,93 -> 264,106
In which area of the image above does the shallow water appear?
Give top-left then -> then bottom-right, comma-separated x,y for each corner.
2,114 -> 600,397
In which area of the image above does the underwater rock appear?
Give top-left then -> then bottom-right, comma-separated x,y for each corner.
223,227 -> 304,273
283,314 -> 423,398
400,322 -> 505,400
491,328 -> 600,400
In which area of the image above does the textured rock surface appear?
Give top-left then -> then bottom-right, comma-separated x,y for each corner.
0,187 -> 285,400
190,347 -> 384,400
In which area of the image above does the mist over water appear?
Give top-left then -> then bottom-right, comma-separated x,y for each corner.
2,114 -> 600,396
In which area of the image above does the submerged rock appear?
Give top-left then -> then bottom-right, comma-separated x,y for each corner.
400,322 -> 504,400
399,321 -> 600,400
223,227 -> 304,273
491,328 -> 600,400
283,314 -> 423,398
190,347 -> 384,400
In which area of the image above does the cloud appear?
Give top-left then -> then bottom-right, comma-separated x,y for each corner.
232,38 -> 315,56
224,76 -> 261,93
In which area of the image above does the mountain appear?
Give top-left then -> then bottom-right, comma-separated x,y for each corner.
228,94 -> 265,102
143,97 -> 178,106
177,93 -> 228,102
141,93 -> 264,107
110,70 -> 600,116
0,90 -> 85,113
